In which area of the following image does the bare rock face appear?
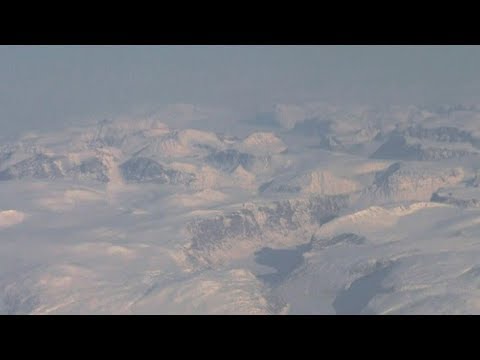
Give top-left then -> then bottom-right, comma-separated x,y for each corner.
431,192 -> 480,208
205,149 -> 255,173
185,194 -> 350,265
312,233 -> 367,250
370,124 -> 480,162
403,125 -> 477,144
0,154 -> 65,181
359,162 -> 464,204
120,157 -> 195,185
370,134 -> 475,161
317,135 -> 345,152
259,170 -> 359,196
0,150 -> 13,168
71,157 -> 110,183
467,173 -> 480,188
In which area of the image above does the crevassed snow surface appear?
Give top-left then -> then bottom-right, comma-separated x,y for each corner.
3,103 -> 480,314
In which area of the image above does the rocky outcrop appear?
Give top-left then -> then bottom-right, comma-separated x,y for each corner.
431,192 -> 480,208
259,170 -> 359,196
0,154 -> 65,181
205,149 -> 255,173
370,134 -> 474,161
185,195 -> 350,264
71,157 -> 110,183
359,162 -> 464,204
120,157 -> 195,185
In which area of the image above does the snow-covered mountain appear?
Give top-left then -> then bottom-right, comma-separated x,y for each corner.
3,103 -> 480,314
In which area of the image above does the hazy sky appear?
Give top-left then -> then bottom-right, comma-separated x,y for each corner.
1,45 -> 480,137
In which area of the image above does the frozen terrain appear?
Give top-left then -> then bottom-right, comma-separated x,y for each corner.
2,103 -> 480,314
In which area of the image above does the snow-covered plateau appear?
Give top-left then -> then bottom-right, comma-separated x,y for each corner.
2,103 -> 480,314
